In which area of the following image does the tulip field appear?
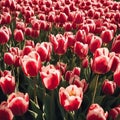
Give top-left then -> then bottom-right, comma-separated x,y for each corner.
1,0 -> 120,120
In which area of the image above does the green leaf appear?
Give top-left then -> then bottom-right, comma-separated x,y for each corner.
28,110 -> 38,119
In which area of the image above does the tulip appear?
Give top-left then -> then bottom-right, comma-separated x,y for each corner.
21,51 -> 41,77
86,104 -> 108,120
0,101 -> 14,120
91,48 -> 112,74
100,29 -> 113,43
35,42 -> 52,62
89,36 -> 102,53
59,85 -> 83,111
7,92 -> 29,116
40,64 -> 61,90
102,79 -> 116,95
114,64 -> 120,87
14,29 -> 24,42
74,41 -> 88,59
49,34 -> 68,55
111,34 -> 120,53
0,74 -> 15,94
109,105 -> 120,120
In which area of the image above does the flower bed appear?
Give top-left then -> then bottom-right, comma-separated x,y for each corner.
0,0 -> 120,120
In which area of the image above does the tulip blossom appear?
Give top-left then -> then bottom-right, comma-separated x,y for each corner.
86,104 -> 108,120
109,105 -> 120,120
91,48 -> 112,74
40,64 -> 61,90
35,42 -> 52,62
102,79 -> 116,95
74,41 -> 88,59
111,34 -> 120,53
14,29 -> 24,42
21,51 -> 41,77
49,34 -> 68,55
0,26 -> 10,44
113,64 -> 120,87
4,47 -> 22,67
0,102 -> 14,120
59,85 -> 83,111
7,92 -> 29,116
0,73 -> 15,94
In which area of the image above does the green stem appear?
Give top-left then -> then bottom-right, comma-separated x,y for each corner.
33,77 -> 38,104
50,90 -> 54,120
15,67 -> 20,92
92,74 -> 99,104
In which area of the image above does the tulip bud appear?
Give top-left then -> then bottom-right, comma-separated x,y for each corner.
102,79 -> 116,95
7,92 -> 29,116
86,104 -> 108,120
14,29 -> 24,42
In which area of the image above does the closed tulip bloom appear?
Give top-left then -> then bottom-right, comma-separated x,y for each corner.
0,75 -> 15,94
40,64 -> 61,90
0,26 -> 10,44
89,36 -> 102,53
111,34 -> 120,53
86,104 -> 108,120
35,42 -> 52,62
14,29 -> 24,42
102,79 -> 116,95
49,34 -> 68,55
91,48 -> 112,74
109,105 -> 120,120
7,92 -> 29,116
59,85 -> 83,111
100,29 -> 113,43
4,52 -> 14,65
74,41 -> 88,59
21,51 -> 41,77
0,102 -> 14,120
114,64 -> 120,87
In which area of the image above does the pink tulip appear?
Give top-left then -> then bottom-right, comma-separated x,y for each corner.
40,64 -> 61,90
102,79 -> 116,95
21,51 -> 41,77
86,104 -> 108,120
59,85 -> 83,111
7,92 -> 29,116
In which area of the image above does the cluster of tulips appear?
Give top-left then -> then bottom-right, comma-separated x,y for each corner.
1,0 -> 120,120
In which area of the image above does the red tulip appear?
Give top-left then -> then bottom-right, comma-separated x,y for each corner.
86,104 -> 108,120
14,29 -> 24,42
91,48 -> 112,74
74,41 -> 88,59
7,92 -> 29,116
40,64 -> 61,90
59,85 -> 83,111
100,29 -> 113,43
111,34 -> 120,53
109,105 -> 120,120
21,51 -> 41,77
49,34 -> 68,55
0,101 -> 14,120
0,74 -> 15,94
102,79 -> 116,95
89,36 -> 102,53
35,42 -> 52,62
114,64 -> 120,87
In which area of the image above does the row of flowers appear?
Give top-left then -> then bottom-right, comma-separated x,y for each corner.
0,0 -> 120,120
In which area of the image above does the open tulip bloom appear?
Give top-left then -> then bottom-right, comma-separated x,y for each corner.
1,0 -> 120,120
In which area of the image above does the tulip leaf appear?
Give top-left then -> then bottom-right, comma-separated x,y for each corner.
28,110 -> 38,119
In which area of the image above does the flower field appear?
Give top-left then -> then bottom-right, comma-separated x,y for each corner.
1,0 -> 120,120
